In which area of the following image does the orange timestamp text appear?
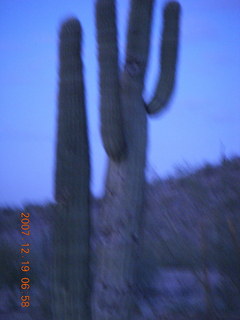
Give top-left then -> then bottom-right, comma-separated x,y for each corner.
19,212 -> 31,308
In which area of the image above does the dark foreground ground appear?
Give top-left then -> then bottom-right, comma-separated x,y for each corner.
1,157 -> 240,319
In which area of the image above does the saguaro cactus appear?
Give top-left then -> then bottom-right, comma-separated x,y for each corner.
52,1 -> 180,319
93,1 -> 180,319
52,19 -> 91,320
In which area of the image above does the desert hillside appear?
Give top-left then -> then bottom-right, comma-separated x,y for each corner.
1,156 -> 240,319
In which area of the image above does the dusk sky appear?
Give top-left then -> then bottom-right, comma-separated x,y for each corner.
0,0 -> 239,206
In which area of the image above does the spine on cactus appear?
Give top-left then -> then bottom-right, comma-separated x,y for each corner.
52,18 -> 91,320
96,0 -> 126,161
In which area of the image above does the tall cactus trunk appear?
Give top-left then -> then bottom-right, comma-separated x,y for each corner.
93,97 -> 147,320
51,18 -> 92,320
93,1 -> 180,319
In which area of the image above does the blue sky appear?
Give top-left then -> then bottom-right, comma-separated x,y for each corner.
0,0 -> 239,206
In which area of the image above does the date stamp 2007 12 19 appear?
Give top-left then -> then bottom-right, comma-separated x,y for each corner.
19,212 -> 31,308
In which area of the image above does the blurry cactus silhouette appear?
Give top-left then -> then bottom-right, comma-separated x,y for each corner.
52,0 -> 180,319
52,19 -> 91,320
94,1 -> 180,319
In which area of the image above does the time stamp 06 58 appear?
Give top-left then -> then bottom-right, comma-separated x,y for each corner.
20,212 -> 31,308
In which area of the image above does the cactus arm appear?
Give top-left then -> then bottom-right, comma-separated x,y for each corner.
96,0 -> 126,161
145,1 -> 181,114
52,18 -> 91,320
125,0 -> 154,86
